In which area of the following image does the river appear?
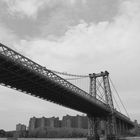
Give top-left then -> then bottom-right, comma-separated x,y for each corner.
0,138 -> 140,140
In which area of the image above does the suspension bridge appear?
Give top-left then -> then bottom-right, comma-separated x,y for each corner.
0,43 -> 134,140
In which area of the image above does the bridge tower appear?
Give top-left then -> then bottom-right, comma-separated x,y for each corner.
88,71 -> 117,140
87,73 -> 100,140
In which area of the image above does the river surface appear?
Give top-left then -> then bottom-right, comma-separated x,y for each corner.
0,138 -> 140,140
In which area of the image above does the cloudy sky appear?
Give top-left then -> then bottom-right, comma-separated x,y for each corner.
0,0 -> 140,130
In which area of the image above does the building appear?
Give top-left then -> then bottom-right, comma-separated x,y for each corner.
81,115 -> 88,129
28,115 -> 88,132
28,116 -> 61,131
62,115 -> 88,129
15,124 -> 27,137
134,120 -> 139,127
62,115 -> 72,128
16,123 -> 26,131
28,116 -> 61,137
28,115 -> 88,137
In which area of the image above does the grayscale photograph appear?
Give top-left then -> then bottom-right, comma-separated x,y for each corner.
0,0 -> 139,140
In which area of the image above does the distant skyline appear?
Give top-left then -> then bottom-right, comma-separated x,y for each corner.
0,0 -> 140,130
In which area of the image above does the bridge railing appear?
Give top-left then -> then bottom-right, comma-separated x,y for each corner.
0,43 -> 109,111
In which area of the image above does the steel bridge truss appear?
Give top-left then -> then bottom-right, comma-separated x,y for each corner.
0,43 -> 109,110
0,43 -> 134,140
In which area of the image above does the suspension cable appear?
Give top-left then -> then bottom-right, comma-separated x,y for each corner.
50,70 -> 89,78
96,79 -> 106,99
112,93 -> 121,113
96,93 -> 106,103
65,77 -> 87,80
97,79 -> 121,112
109,77 -> 130,118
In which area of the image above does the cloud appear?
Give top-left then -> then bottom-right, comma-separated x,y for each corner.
0,0 -> 119,40
39,0 -> 119,37
0,22 -> 18,46
1,0 -> 81,18
1,0 -> 119,22
15,0 -> 140,68
2,0 -> 47,18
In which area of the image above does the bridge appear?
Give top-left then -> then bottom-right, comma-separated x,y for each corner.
0,43 -> 134,140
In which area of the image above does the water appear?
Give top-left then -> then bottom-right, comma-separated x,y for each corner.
0,138 -> 140,140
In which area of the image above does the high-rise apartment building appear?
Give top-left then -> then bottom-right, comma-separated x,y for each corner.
29,115 -> 88,131
61,115 -> 88,129
28,114 -> 89,138
28,116 -> 61,131
15,123 -> 27,137
16,123 -> 26,131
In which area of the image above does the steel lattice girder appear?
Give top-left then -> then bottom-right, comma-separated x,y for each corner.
0,43 -> 134,128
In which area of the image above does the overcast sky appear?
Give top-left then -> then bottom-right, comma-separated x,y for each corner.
0,0 -> 140,131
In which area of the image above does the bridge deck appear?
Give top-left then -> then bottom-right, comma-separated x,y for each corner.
0,43 -> 134,127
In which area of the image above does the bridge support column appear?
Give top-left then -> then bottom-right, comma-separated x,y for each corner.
125,124 -> 129,135
122,122 -> 127,136
102,71 -> 117,140
124,124 -> 127,135
117,120 -> 122,136
105,115 -> 117,140
87,115 -> 100,140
